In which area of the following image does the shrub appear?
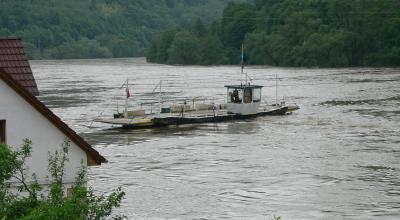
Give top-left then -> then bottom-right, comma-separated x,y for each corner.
0,139 -> 125,220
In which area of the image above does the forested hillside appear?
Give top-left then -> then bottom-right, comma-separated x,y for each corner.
0,0 -> 247,59
147,0 -> 400,67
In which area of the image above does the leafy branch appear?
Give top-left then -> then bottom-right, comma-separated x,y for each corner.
0,139 -> 125,219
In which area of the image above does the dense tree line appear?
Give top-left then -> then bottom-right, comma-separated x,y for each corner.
0,0 -> 247,59
147,0 -> 400,67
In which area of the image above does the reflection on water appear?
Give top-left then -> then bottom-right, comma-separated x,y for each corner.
31,58 -> 400,219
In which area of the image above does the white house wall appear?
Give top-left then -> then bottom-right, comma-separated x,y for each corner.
0,79 -> 87,185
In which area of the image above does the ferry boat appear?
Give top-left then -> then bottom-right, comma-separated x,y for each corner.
95,47 -> 299,128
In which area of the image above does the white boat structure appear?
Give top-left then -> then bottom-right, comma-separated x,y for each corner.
95,46 -> 299,129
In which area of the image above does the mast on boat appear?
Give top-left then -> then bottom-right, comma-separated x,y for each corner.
124,79 -> 130,118
241,44 -> 248,86
159,80 -> 162,114
150,80 -> 163,115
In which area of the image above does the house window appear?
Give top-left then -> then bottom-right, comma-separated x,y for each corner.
0,120 -> 5,144
66,187 -> 73,198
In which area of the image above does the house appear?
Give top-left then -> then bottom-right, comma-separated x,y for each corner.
0,37 -> 106,189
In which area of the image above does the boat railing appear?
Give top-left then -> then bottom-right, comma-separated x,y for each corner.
121,96 -> 222,117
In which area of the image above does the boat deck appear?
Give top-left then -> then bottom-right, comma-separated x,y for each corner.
95,106 -> 289,128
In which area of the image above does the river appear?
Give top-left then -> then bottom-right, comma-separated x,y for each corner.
31,58 -> 400,220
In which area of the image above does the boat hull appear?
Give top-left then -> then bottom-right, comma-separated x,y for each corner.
153,106 -> 288,126
227,102 -> 260,115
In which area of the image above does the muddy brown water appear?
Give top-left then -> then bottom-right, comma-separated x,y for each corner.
31,58 -> 400,220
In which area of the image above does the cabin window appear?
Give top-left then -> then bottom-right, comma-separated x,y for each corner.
253,88 -> 261,102
0,120 -> 5,144
227,88 -> 242,103
243,88 -> 252,103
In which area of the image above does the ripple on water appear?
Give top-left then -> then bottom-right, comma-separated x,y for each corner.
31,59 -> 400,219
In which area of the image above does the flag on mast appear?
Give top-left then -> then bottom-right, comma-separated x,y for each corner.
126,87 -> 130,98
125,79 -> 131,98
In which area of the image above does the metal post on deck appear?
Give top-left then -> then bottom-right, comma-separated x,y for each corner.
124,79 -> 129,118
159,80 -> 162,114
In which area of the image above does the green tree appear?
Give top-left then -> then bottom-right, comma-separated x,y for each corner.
168,31 -> 200,64
49,38 -> 112,59
221,3 -> 256,49
147,29 -> 179,63
0,140 -> 125,220
199,34 -> 224,65
148,0 -> 400,67
0,0 -> 244,59
190,19 -> 208,38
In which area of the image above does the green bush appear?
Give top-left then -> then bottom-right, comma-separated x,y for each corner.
0,139 -> 125,220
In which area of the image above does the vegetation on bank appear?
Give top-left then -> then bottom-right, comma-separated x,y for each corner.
146,0 -> 400,67
0,0 -> 248,59
0,140 -> 125,219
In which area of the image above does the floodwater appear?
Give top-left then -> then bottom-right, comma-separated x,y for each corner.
31,58 -> 400,220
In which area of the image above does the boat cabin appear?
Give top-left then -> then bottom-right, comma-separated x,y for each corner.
225,84 -> 263,115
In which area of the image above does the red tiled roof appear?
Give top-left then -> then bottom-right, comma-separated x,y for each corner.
0,69 -> 106,165
0,37 -> 39,96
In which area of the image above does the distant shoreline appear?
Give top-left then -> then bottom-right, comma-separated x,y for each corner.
28,57 -> 400,69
